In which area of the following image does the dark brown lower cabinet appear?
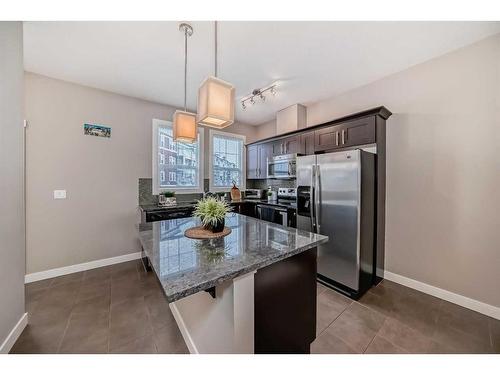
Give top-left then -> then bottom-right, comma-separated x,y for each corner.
254,248 -> 317,354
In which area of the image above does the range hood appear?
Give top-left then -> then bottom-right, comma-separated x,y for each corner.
276,104 -> 307,134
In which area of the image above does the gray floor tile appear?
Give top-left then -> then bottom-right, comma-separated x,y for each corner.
316,288 -> 352,335
325,302 -> 386,353
364,335 -> 407,354
144,291 -> 177,331
110,335 -> 157,354
59,311 -> 109,353
153,324 -> 189,354
50,271 -> 84,287
436,300 -> 491,343
376,317 -> 440,353
109,296 -> 152,350
490,318 -> 500,353
316,283 -> 327,296
311,330 -> 358,354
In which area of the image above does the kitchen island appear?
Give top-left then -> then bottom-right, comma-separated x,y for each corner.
138,213 -> 328,354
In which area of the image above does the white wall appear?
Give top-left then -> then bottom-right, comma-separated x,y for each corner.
256,33 -> 500,308
25,73 -> 257,274
0,22 -> 26,351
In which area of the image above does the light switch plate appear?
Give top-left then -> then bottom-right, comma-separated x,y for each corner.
53,190 -> 66,199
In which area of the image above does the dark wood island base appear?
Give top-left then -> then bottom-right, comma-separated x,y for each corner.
255,247 -> 317,354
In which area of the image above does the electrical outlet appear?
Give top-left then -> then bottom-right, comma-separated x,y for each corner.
53,190 -> 66,199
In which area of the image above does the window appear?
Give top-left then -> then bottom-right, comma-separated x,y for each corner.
209,130 -> 245,192
152,119 -> 204,194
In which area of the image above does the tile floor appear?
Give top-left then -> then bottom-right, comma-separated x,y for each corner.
11,260 -> 188,354
10,260 -> 500,354
313,281 -> 500,354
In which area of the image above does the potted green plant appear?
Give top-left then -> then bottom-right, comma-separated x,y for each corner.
193,197 -> 232,233
159,191 -> 176,207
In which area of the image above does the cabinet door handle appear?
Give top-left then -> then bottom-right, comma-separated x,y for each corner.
341,129 -> 346,145
335,132 -> 339,146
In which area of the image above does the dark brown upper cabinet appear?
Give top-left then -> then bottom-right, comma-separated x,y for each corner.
283,135 -> 301,154
247,143 -> 271,179
246,144 -> 259,179
271,135 -> 301,156
314,126 -> 342,152
299,131 -> 314,155
314,116 -> 375,152
337,116 -> 376,148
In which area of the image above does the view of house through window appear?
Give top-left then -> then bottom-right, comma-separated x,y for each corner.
154,120 -> 201,192
210,132 -> 245,190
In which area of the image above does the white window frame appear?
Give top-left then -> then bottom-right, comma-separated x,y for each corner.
152,118 -> 204,195
209,129 -> 246,193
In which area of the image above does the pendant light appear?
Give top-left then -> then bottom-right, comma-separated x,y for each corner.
197,21 -> 235,129
173,23 -> 197,143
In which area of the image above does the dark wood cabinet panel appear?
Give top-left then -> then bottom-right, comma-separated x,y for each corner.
314,116 -> 375,152
255,248 -> 317,353
314,126 -> 341,152
299,131 -> 315,155
270,140 -> 284,156
258,143 -> 271,178
284,135 -> 301,154
246,145 -> 259,179
338,116 -> 376,148
247,143 -> 270,179
270,135 -> 301,156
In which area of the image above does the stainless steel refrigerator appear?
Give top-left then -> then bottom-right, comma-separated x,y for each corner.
296,149 -> 375,299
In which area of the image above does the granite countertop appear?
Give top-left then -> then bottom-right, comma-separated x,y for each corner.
139,199 -> 296,213
138,213 -> 328,302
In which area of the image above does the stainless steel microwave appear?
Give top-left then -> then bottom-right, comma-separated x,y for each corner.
267,154 -> 297,179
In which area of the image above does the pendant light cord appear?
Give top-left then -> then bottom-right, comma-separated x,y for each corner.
214,20 -> 218,78
184,27 -> 188,112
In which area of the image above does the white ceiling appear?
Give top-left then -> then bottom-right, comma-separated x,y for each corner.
24,21 -> 500,125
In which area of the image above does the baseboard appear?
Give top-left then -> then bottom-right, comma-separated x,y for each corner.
384,271 -> 500,320
25,251 -> 142,284
169,302 -> 198,354
0,313 -> 28,354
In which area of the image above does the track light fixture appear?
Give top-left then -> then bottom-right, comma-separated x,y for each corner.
241,83 -> 277,110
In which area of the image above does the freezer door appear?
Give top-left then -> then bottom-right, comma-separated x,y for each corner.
316,150 -> 361,291
296,155 -> 316,187
296,155 -> 316,233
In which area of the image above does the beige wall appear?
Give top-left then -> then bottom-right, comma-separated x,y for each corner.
0,22 -> 26,349
255,119 -> 276,141
256,34 -> 500,307
25,73 -> 257,274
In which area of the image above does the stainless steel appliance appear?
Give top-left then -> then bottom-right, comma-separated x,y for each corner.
267,154 -> 297,179
245,189 -> 265,199
278,187 -> 297,199
256,189 -> 297,228
257,204 -> 290,227
296,150 -> 375,299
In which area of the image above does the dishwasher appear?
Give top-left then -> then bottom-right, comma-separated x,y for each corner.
256,204 -> 290,227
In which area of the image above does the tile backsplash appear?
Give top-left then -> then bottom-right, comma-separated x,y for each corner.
138,178 -> 209,206
246,179 -> 296,190
139,177 -> 295,206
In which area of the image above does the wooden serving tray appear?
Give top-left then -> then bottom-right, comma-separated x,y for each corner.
184,226 -> 232,239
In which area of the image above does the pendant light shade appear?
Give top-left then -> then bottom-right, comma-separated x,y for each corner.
197,76 -> 235,128
173,23 -> 197,143
197,21 -> 235,129
173,110 -> 197,143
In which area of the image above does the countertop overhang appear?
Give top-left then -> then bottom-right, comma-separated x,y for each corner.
138,213 -> 328,302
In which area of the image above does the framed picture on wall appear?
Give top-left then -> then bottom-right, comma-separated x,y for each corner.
84,123 -> 111,138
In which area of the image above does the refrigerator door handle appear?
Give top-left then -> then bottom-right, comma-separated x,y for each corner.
315,164 -> 321,233
310,165 -> 315,231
